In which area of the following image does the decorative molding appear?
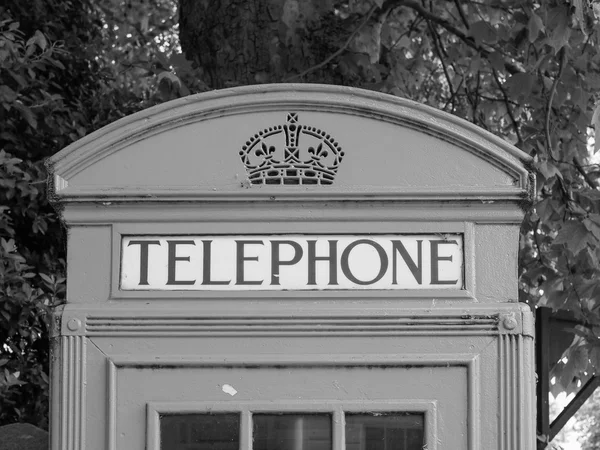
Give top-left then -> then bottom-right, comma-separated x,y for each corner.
498,309 -> 535,337
83,315 -> 500,337
60,306 -> 533,337
106,353 -> 479,450
61,202 -> 528,226
53,186 -> 530,204
47,84 -> 533,204
498,334 -> 536,450
57,335 -> 86,450
107,359 -> 117,450
240,112 -> 344,186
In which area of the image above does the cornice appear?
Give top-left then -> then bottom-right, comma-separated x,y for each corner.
60,304 -> 534,338
47,84 -> 534,205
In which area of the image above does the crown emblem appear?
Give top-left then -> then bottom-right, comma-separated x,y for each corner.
239,113 -> 344,185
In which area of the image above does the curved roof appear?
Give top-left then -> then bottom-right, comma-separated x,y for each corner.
48,84 -> 533,203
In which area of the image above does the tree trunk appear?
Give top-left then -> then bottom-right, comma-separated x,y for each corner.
178,0 -> 338,88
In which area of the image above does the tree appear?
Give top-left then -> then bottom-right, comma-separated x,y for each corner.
2,0 -> 600,438
179,0 -> 600,402
574,388 -> 600,449
0,0 -> 173,427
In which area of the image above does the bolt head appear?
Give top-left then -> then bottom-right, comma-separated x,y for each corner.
67,318 -> 81,331
503,317 -> 518,330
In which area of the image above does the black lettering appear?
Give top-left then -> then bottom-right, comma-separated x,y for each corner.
392,240 -> 422,284
201,240 -> 231,285
236,240 -> 264,285
341,239 -> 388,285
271,240 -> 303,285
127,240 -> 161,285
430,240 -> 459,285
307,240 -> 338,285
167,240 -> 196,285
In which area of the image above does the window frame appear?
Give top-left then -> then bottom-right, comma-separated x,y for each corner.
147,400 -> 436,450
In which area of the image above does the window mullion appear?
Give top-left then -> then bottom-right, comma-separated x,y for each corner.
333,408 -> 345,450
241,410 -> 252,450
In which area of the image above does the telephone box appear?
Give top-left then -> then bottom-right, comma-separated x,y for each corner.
48,84 -> 535,450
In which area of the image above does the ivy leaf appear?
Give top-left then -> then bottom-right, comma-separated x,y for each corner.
555,356 -> 577,393
583,214 -> 600,242
590,345 -> 600,373
580,279 -> 600,304
470,21 -> 497,45
488,52 -> 505,72
570,344 -> 589,374
546,6 -> 571,53
537,160 -> 562,181
572,0 -> 587,35
505,73 -> 535,99
528,12 -> 545,42
554,221 -> 591,253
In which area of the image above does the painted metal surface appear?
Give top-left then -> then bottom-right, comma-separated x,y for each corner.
47,84 -> 532,204
47,84 -> 536,450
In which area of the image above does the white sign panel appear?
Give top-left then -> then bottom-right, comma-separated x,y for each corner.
120,235 -> 463,291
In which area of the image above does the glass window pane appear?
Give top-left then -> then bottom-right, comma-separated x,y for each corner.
253,414 -> 332,450
160,413 -> 239,450
345,413 -> 425,450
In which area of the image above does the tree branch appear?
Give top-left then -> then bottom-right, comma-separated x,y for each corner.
492,68 -> 523,147
428,21 -> 455,111
574,156 -> 599,190
454,0 -> 470,30
545,47 -> 567,159
285,4 -> 378,82
380,0 -> 523,74
443,77 -> 464,111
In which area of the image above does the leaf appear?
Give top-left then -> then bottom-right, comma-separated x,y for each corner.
1,238 -> 16,253
583,215 -> 600,242
570,344 -> 589,374
26,30 -> 47,51
351,21 -> 384,64
546,6 -> 571,53
505,73 -> 535,99
140,16 -> 149,33
157,71 -> 181,87
554,221 -> 591,253
572,0 -> 587,35
537,160 -> 562,181
0,85 -> 17,103
555,357 -> 576,392
13,102 -> 37,129
528,12 -> 545,42
488,52 -> 505,72
470,21 -> 497,45
590,345 -> 600,372
393,35 -> 411,50
592,103 -> 600,153
39,273 -> 54,285
169,53 -> 193,74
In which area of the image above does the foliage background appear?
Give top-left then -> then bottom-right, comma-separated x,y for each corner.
2,0 -> 600,447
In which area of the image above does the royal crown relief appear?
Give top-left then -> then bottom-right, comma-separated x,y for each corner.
239,113 -> 344,185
